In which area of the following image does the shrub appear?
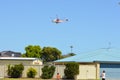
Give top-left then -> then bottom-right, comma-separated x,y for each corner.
64,62 -> 79,79
7,63 -> 24,78
41,65 -> 55,79
27,67 -> 37,78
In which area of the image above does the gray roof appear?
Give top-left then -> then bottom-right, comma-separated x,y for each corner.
55,48 -> 120,63
0,51 -> 21,57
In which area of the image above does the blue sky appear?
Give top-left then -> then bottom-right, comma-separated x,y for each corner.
0,0 -> 120,54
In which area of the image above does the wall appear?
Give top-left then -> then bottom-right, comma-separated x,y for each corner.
0,64 -> 65,78
0,62 -> 100,80
76,63 -> 99,80
0,59 -> 42,78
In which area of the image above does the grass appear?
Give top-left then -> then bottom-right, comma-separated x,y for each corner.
1,79 -> 100,80
0,78 -> 55,80
0,78 -> 101,80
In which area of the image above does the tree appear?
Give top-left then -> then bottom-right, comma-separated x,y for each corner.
62,53 -> 76,59
64,62 -> 79,79
27,67 -> 37,78
41,65 -> 55,79
7,63 -> 24,78
41,47 -> 62,62
22,45 -> 42,58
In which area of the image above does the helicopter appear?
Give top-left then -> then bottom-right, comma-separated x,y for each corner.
51,15 -> 68,24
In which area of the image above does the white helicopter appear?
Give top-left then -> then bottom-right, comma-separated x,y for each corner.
51,15 -> 68,24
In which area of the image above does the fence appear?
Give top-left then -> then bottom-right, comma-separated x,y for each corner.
0,64 -> 65,78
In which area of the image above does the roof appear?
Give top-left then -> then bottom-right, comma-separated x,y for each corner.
0,51 -> 21,57
55,48 -> 120,63
0,57 -> 38,60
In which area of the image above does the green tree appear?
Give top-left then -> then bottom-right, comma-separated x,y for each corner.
27,67 -> 37,78
41,65 -> 55,79
61,53 -> 76,59
7,63 -> 24,78
64,62 -> 79,79
22,45 -> 42,58
41,47 -> 62,62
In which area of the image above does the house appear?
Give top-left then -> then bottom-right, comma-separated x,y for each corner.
54,48 -> 120,80
0,51 -> 21,57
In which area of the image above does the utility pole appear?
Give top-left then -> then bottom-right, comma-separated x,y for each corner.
108,42 -> 111,49
70,45 -> 73,53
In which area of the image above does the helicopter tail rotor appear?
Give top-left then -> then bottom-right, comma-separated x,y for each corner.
65,19 -> 68,21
